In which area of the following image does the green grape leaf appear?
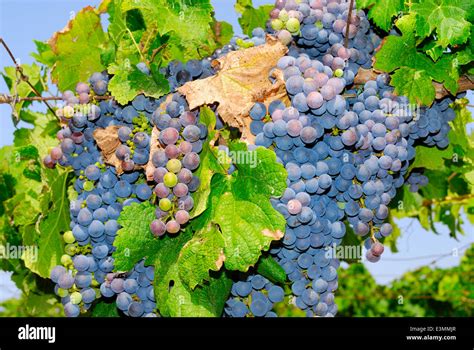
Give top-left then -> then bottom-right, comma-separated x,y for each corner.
421,40 -> 445,62
92,301 -> 120,317
411,0 -> 471,48
13,112 -> 60,159
178,223 -> 225,289
359,0 -> 405,32
153,230 -> 232,317
0,145 -> 44,227
390,67 -> 435,106
31,40 -> 56,67
256,254 -> 287,284
23,168 -> 72,278
1,64 -> 45,124
409,144 -> 453,172
213,20 -> 234,48
235,0 -> 254,14
420,170 -> 449,200
113,202 -> 160,271
374,14 -> 462,104
46,6 -> 109,91
108,61 -> 169,105
113,202 -> 232,316
190,106 -> 228,219
239,5 -> 274,36
121,0 -> 227,60
192,142 -> 287,272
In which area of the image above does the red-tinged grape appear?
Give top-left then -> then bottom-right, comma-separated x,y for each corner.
177,168 -> 193,184
159,127 -> 179,145
371,242 -> 385,256
153,167 -> 167,183
178,141 -> 193,154
166,220 -> 180,234
165,144 -> 180,159
150,219 -> 166,237
51,147 -> 63,160
173,183 -> 189,198
175,210 -> 190,225
121,160 -> 135,172
154,183 -> 170,198
182,152 -> 200,170
43,155 -> 56,168
366,249 -> 381,263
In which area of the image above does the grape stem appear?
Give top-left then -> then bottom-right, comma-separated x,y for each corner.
0,95 -> 112,103
344,0 -> 355,48
0,37 -> 56,116
422,193 -> 474,207
354,68 -> 474,99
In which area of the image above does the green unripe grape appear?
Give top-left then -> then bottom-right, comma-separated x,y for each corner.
63,106 -> 74,119
70,291 -> 82,305
279,9 -> 289,22
65,244 -> 77,256
286,18 -> 300,34
236,38 -> 245,47
61,254 -> 72,266
271,19 -> 284,31
91,279 -> 99,288
63,231 -> 75,244
163,172 -> 178,188
83,181 -> 94,192
57,288 -> 69,298
334,69 -> 344,78
159,198 -> 172,212
166,159 -> 182,174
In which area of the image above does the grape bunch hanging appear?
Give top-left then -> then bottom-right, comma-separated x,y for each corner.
43,0 -> 462,318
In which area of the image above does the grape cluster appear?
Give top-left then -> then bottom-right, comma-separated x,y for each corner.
224,274 -> 285,317
100,261 -> 158,317
406,171 -> 429,193
162,59 -> 216,92
269,0 -> 380,79
44,0 -> 461,318
407,98 -> 455,149
148,93 -> 207,236
47,73 -> 160,316
244,10 -> 460,312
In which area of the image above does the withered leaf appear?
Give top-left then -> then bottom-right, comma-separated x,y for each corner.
93,126 -> 145,175
145,126 -> 163,181
178,35 -> 289,141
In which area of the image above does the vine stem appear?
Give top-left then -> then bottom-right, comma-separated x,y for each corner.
0,95 -> 112,104
354,68 -> 474,99
0,37 -> 56,116
422,193 -> 474,207
344,0 -> 355,48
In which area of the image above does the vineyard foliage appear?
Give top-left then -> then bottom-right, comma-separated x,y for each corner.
0,0 -> 473,317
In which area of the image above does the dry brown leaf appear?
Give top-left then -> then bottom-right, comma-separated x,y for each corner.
93,126 -> 146,175
215,250 -> 226,269
178,35 -> 289,141
262,228 -> 284,240
93,126 -> 123,172
145,126 -> 163,181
